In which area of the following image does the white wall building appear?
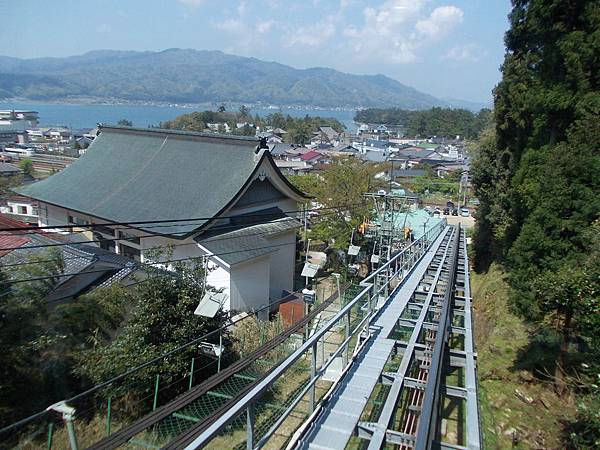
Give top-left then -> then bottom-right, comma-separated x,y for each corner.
20,126 -> 309,316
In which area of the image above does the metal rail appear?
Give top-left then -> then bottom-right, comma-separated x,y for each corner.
88,285 -> 348,449
351,225 -> 480,450
167,222 -> 446,449
414,224 -> 460,449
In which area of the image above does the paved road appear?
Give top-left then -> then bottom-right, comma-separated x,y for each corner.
445,214 -> 475,228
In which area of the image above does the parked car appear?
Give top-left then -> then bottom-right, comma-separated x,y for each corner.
452,208 -> 459,216
433,207 -> 441,217
460,207 -> 470,217
446,201 -> 455,209
443,207 -> 450,215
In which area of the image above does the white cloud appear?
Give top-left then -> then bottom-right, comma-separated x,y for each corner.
342,1 -> 464,63
257,20 -> 275,34
414,6 -> 464,40
177,0 -> 205,6
286,17 -> 336,47
96,23 -> 112,33
444,43 -> 484,62
237,0 -> 248,16
214,18 -> 245,33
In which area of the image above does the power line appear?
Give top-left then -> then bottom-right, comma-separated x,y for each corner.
0,204 -> 360,250
2,240 -> 300,286
0,279 -> 327,435
0,203 -> 361,234
0,206 -> 354,270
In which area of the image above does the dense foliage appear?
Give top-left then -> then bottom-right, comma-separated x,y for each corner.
76,258 -> 224,400
160,108 -> 345,145
0,251 -> 222,429
0,49 -> 446,108
0,250 -> 124,425
354,107 -> 491,139
288,157 -> 384,248
471,0 -> 600,445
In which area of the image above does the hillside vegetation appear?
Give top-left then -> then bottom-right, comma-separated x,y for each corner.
354,107 -> 491,139
471,1 -> 600,447
159,107 -> 345,145
0,49 -> 447,109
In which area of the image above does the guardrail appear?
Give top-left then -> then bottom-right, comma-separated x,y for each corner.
172,220 -> 447,450
414,224 -> 460,450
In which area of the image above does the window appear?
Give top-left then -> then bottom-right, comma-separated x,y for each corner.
68,214 -> 90,226
31,206 -> 39,216
119,243 -> 141,262
94,224 -> 115,236
94,233 -> 116,252
119,230 -> 140,245
7,206 -> 13,213
19,206 -> 27,215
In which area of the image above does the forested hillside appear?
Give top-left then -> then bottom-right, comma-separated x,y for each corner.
0,49 -> 447,109
159,107 -> 345,145
471,0 -> 600,446
354,107 -> 491,139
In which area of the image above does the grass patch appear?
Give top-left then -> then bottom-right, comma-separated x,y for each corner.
472,264 -> 576,449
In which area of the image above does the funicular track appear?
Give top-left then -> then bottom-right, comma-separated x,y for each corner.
88,285 -> 351,450
298,225 -> 480,450
83,221 -> 478,450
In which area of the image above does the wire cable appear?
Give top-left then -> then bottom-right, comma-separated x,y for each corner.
0,280 -> 321,434
0,203 -> 361,234
0,205 -> 358,270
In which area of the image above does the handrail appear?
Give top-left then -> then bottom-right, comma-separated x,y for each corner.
176,284 -> 372,449
176,220 -> 447,449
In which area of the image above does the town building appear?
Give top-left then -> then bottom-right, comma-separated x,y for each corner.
18,126 -> 310,316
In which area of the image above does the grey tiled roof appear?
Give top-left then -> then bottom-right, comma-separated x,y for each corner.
17,126 -> 284,237
195,216 -> 301,266
0,163 -> 22,173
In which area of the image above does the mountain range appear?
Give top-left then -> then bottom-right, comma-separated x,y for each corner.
0,49 -> 485,110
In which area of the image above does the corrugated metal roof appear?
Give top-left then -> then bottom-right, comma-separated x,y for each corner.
0,234 -> 30,256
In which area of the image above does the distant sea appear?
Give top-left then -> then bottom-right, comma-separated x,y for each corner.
0,101 -> 358,132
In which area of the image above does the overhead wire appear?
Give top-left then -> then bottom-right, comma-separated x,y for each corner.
0,204 -> 358,252
0,203 -> 360,235
0,278 -> 332,434
0,204 -> 359,270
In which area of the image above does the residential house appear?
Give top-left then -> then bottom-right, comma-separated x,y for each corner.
1,194 -> 39,224
300,150 -> 324,164
0,215 -> 141,304
258,131 -> 284,144
206,123 -> 231,133
274,160 -> 314,175
311,126 -> 340,148
18,126 -> 310,316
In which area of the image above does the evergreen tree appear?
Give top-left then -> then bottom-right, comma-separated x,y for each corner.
472,0 -> 600,401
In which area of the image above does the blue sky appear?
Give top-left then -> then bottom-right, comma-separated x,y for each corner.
2,0 -> 512,103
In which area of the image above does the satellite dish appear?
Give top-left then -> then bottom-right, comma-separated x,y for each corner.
301,262 -> 319,278
348,245 -> 361,256
194,292 -> 228,318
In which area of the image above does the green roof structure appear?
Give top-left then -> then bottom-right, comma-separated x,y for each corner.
17,126 -> 309,237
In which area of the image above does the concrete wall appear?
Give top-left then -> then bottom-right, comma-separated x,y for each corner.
205,261 -> 232,311
265,229 -> 297,304
230,255 -> 270,319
